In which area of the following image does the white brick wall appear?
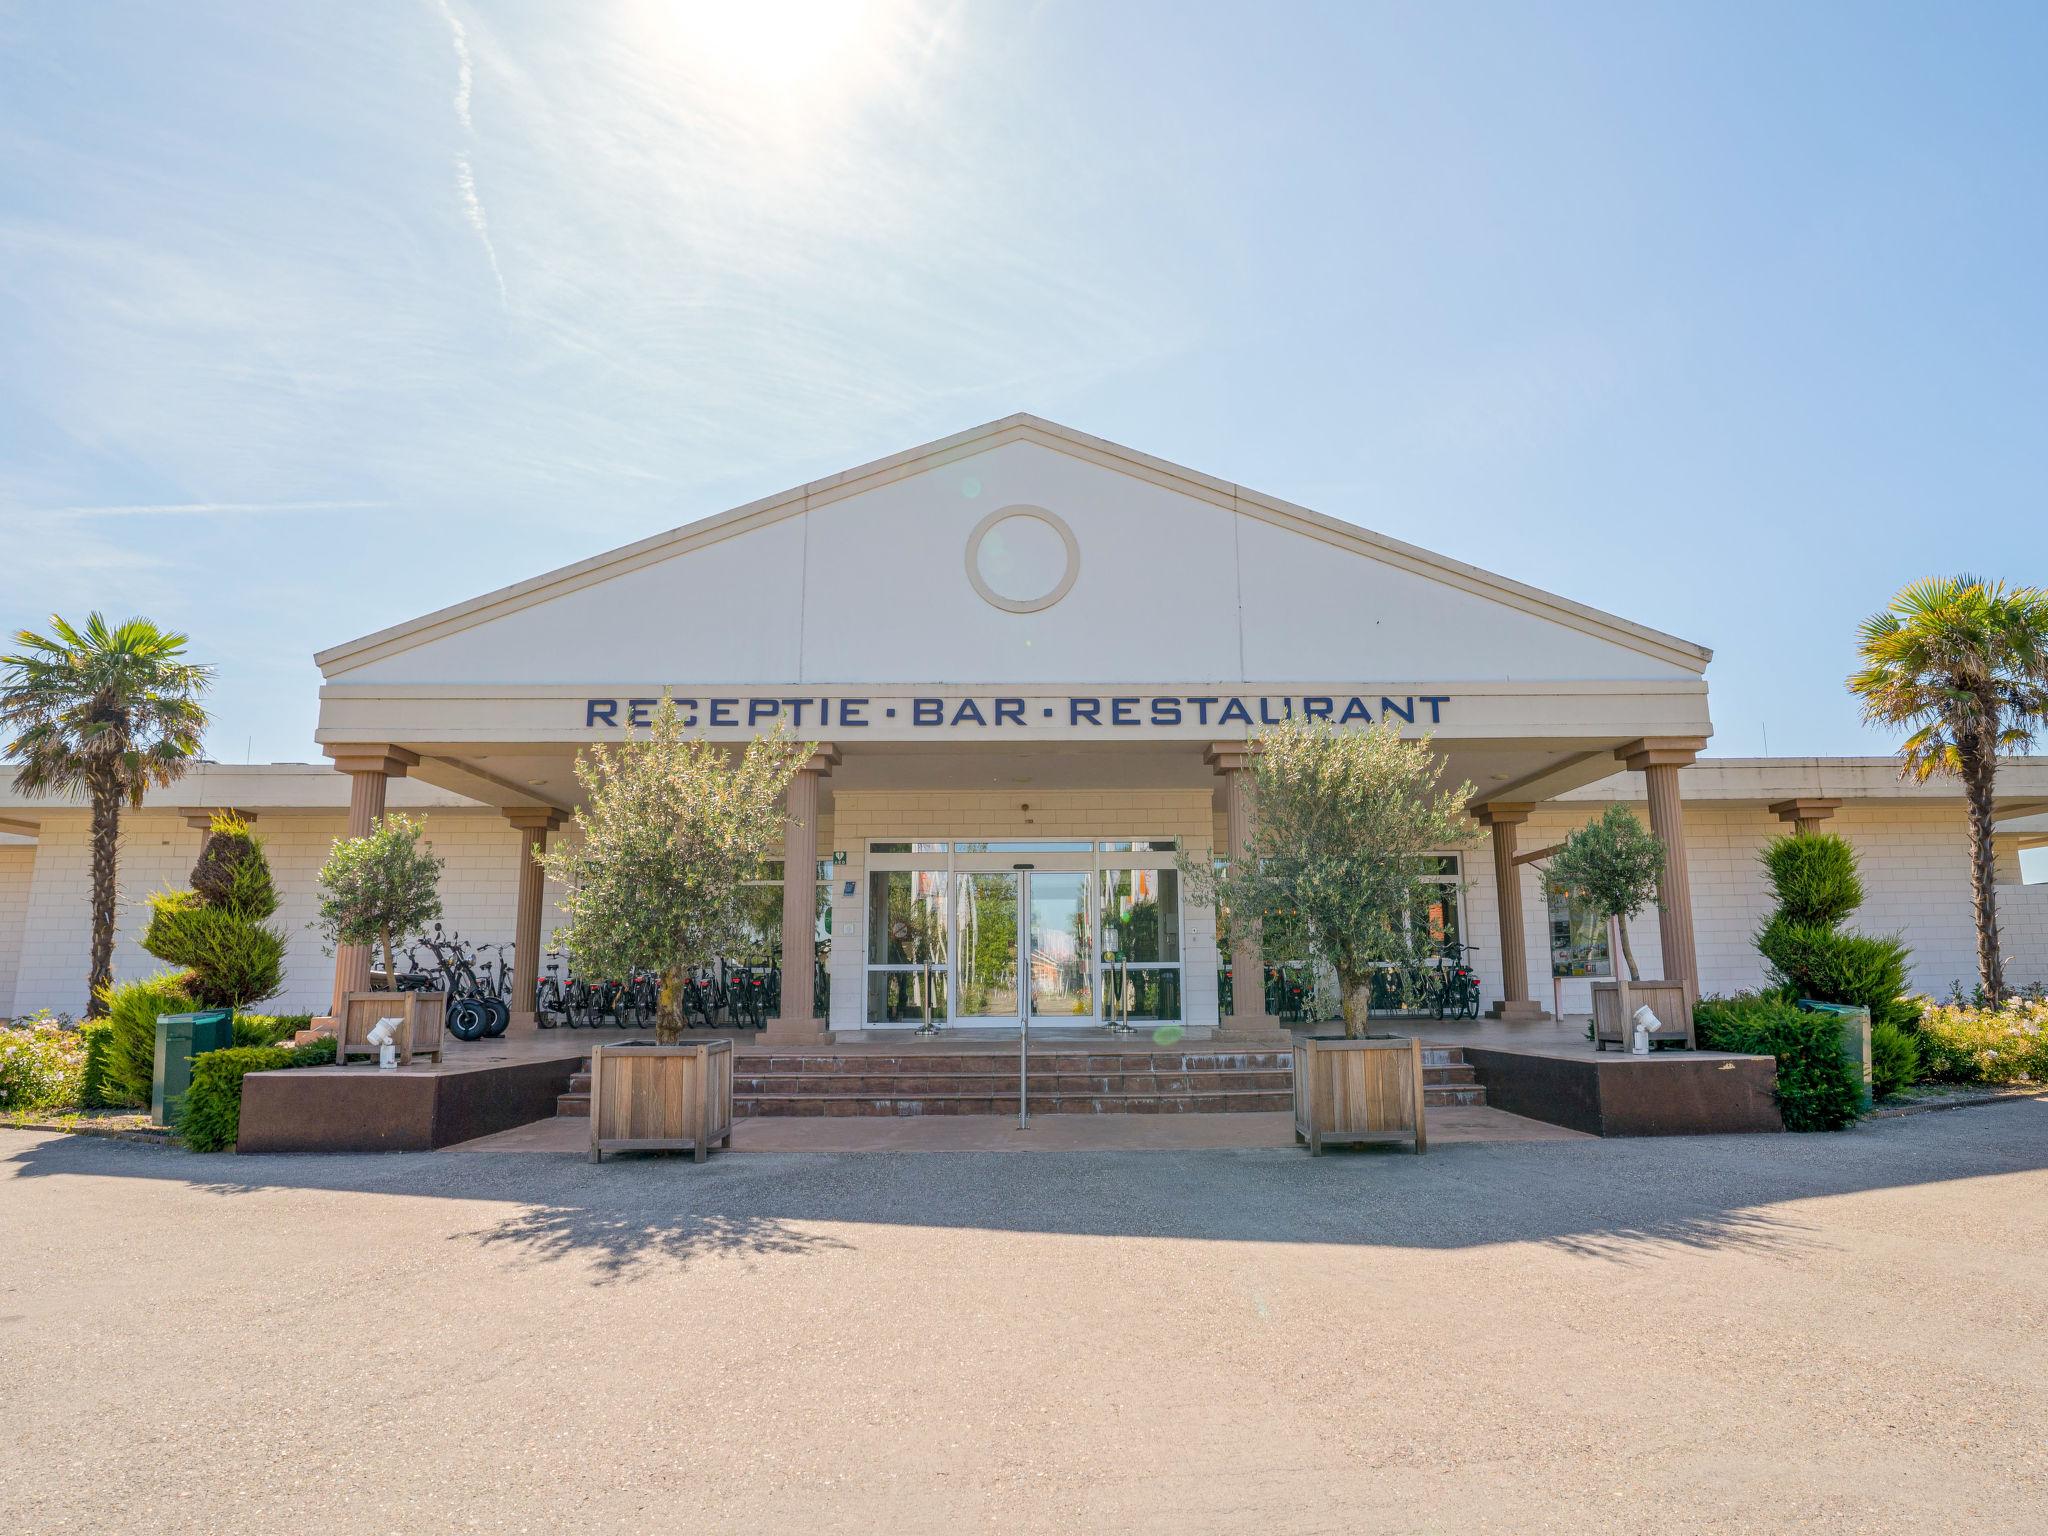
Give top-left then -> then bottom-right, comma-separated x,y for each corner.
5,788 -> 2039,1023
0,844 -> 35,1017
5,809 -> 573,1019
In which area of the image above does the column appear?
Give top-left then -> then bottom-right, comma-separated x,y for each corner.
1475,803 -> 1545,1021
319,745 -> 419,1022
1204,744 -> 1283,1037
765,746 -> 838,1045
1617,738 -> 1707,993
505,808 -> 565,1033
1769,798 -> 1841,835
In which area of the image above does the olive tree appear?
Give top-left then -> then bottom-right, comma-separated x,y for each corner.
1542,803 -> 1665,982
1180,717 -> 1476,1037
539,695 -> 812,1044
313,814 -> 446,990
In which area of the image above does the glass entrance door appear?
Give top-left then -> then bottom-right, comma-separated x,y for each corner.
954,872 -> 1021,1020
949,869 -> 1095,1025
1026,871 -> 1094,1022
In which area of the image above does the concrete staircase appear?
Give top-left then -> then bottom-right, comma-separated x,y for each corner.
553,1046 -> 1484,1118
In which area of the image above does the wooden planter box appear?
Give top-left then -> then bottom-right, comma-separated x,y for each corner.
1591,978 -> 1696,1051
336,990 -> 446,1066
1292,1034 -> 1427,1155
590,1040 -> 734,1163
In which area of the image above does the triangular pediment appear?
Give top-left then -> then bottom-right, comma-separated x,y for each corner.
316,415 -> 1710,688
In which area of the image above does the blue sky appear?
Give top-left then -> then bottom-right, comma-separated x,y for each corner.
1,1 -> 2042,764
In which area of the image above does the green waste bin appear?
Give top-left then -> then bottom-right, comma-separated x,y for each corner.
152,1010 -> 234,1128
1798,1000 -> 1872,1108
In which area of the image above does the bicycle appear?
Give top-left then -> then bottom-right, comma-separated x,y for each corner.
1429,942 -> 1483,1021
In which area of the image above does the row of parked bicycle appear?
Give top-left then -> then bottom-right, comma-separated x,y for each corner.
1215,943 -> 1484,1023
390,925 -> 824,1040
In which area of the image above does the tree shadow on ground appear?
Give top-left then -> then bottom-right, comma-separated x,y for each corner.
3,1099 -> 2041,1275
455,1203 -> 848,1283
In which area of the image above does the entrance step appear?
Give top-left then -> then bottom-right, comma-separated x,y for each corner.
551,1046 -> 1485,1118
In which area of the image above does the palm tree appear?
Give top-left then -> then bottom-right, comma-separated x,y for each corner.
1849,576 -> 2048,1001
1,615 -> 213,1015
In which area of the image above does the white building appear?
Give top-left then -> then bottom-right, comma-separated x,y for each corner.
3,416 -> 2044,1030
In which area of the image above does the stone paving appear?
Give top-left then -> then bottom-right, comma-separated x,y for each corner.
4,1100 -> 2044,1534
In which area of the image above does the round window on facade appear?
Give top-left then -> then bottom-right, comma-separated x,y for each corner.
965,505 -> 1080,614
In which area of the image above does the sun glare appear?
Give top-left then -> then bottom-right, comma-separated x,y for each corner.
641,0 -> 901,104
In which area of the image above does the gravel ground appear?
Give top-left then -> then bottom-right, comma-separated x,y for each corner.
3,1101 -> 2045,1535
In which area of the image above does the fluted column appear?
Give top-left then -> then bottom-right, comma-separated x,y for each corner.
1618,738 -> 1707,995
320,745 -> 419,1022
765,746 -> 838,1045
1475,803 -> 1545,1021
505,808 -> 565,1033
1204,743 -> 1283,1038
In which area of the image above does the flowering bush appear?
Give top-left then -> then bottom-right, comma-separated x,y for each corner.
1914,995 -> 2048,1085
0,1012 -> 86,1115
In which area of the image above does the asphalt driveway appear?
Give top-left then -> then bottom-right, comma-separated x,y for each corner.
3,1102 -> 2044,1534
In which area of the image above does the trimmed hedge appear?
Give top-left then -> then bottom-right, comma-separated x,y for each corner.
179,1037 -> 337,1153
232,1013 -> 312,1049
77,1018 -> 115,1110
1695,993 -> 1864,1131
96,974 -> 199,1110
1754,833 -> 1916,1032
1870,1021 -> 1921,1102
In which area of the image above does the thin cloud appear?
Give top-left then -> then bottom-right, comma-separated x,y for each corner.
37,499 -> 392,517
435,0 -> 507,306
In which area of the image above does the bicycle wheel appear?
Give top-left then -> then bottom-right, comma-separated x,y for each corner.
480,998 -> 510,1037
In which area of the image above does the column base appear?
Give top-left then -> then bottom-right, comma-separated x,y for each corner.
761,1018 -> 828,1048
1487,999 -> 1551,1022
1218,1012 -> 1293,1046
505,1009 -> 540,1037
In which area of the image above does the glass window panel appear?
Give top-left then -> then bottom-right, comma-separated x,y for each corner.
1027,871 -> 1093,1019
954,839 -> 1092,853
866,969 -> 948,1025
866,870 -> 950,966
1547,880 -> 1612,978
956,872 -> 1021,1016
1099,868 -> 1180,964
868,840 -> 947,854
1099,839 -> 1179,853
1411,883 -> 1460,954
734,884 -> 783,959
1104,965 -> 1181,1022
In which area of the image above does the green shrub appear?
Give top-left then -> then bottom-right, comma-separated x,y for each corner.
1754,832 -> 1917,1033
96,974 -> 199,1110
77,1018 -> 114,1109
0,1013 -> 87,1115
179,1037 -> 337,1153
1695,993 -> 1865,1131
232,1013 -> 310,1049
1759,834 -> 1863,927
1870,1021 -> 1921,1101
1914,995 -> 2048,1085
142,811 -> 285,1011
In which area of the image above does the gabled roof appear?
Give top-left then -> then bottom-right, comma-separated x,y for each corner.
315,413 -> 1714,678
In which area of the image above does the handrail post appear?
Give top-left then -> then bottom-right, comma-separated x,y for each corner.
1018,1008 -> 1030,1127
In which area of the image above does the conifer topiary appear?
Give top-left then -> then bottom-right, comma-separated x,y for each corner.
1755,830 -> 1914,1033
142,810 -> 286,1011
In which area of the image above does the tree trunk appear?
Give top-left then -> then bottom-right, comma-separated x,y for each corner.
1340,975 -> 1371,1038
85,780 -> 120,1017
1964,749 -> 2004,1002
1615,914 -> 1642,983
380,925 -> 397,992
656,964 -> 685,1045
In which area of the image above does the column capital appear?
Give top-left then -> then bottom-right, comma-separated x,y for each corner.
504,806 -> 566,833
1203,742 -> 1261,774
799,744 -> 841,777
183,808 -> 255,832
1472,801 -> 1534,829
1614,737 -> 1706,772
1769,797 -> 1841,827
324,744 -> 420,779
